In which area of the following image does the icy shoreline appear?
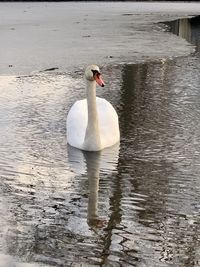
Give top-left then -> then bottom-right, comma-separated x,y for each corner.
1,3 -> 200,267
0,2 -> 200,75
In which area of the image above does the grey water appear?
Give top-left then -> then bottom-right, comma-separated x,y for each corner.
0,16 -> 200,267
163,15 -> 200,52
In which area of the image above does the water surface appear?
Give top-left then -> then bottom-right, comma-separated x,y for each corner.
1,8 -> 200,267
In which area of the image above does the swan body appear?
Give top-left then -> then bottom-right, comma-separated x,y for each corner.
67,65 -> 120,151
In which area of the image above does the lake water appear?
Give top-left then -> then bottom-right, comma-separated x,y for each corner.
0,5 -> 200,267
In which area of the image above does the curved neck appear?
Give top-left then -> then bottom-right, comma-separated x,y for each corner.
83,80 -> 101,151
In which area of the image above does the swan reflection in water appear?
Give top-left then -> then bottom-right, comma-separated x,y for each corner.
67,143 -> 119,228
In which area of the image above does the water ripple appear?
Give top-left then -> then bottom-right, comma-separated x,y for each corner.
0,57 -> 200,266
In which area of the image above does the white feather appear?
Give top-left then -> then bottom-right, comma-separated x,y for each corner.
66,65 -> 120,151
67,97 -> 120,150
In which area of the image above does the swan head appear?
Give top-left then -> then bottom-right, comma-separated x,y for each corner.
84,65 -> 105,87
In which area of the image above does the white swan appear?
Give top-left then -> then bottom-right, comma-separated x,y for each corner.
67,65 -> 120,151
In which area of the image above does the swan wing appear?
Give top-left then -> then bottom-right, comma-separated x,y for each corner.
67,97 -> 120,150
67,99 -> 87,149
97,97 -> 120,148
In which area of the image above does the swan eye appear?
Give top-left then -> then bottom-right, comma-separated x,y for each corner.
92,69 -> 100,77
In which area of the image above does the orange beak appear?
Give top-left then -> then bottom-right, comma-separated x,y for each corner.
94,73 -> 105,87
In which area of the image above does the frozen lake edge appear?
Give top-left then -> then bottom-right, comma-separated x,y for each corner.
0,2 -> 200,75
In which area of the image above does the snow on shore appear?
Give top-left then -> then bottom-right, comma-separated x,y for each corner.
0,2 -> 200,75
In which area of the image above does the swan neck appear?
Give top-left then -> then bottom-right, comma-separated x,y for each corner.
86,80 -> 97,109
83,80 -> 101,151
